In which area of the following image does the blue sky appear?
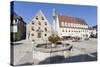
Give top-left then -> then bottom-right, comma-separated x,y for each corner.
11,1 -> 97,26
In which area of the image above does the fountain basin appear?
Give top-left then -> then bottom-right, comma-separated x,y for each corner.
33,43 -> 72,64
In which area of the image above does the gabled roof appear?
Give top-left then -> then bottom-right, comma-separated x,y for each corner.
11,12 -> 21,20
27,10 -> 51,28
58,15 -> 88,25
11,12 -> 26,25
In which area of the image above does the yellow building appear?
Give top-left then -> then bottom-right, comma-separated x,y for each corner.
26,10 -> 51,42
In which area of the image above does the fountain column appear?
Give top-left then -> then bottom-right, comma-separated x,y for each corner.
52,8 -> 56,31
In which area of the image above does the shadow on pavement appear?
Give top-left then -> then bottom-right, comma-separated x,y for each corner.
16,63 -> 33,66
14,52 -> 97,66
11,42 -> 23,45
39,52 -> 97,64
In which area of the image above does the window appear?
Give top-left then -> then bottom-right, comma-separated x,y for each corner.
65,23 -> 67,27
83,30 -> 84,32
62,22 -> 65,26
31,34 -> 34,36
38,27 -> 41,29
42,17 -> 44,20
45,22 -> 47,25
32,21 -> 34,24
45,27 -> 47,32
15,19 -> 17,22
13,19 -> 17,25
32,27 -> 34,31
36,16 -> 38,20
38,21 -> 41,25
62,30 -> 64,32
37,33 -> 41,38
44,34 -> 47,36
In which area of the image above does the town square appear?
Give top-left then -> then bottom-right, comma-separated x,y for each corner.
10,1 -> 97,66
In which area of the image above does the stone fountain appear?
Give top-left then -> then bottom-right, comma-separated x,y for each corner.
33,41 -> 72,64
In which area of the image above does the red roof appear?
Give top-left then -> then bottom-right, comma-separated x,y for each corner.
58,15 -> 88,25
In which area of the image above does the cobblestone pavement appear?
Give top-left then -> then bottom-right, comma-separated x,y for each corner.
13,40 -> 35,65
12,38 -> 97,66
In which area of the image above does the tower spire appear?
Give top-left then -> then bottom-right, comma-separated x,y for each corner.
52,8 -> 56,17
52,8 -> 56,31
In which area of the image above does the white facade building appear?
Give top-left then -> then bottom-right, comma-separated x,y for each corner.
26,10 -> 51,42
52,9 -> 89,39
